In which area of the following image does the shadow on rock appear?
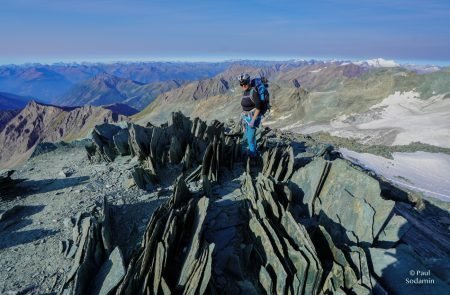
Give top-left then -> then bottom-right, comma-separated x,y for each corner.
15,176 -> 90,196
0,205 -> 58,250
109,198 -> 169,262
371,198 -> 450,294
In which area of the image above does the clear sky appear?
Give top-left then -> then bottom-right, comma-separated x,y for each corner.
1,0 -> 450,64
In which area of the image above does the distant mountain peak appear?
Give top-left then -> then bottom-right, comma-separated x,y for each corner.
355,58 -> 399,68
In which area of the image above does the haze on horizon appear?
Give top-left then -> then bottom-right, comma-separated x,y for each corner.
1,0 -> 450,65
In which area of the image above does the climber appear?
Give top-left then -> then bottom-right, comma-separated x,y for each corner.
238,73 -> 262,162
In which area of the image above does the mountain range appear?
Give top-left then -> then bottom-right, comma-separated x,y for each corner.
52,73 -> 186,110
0,61 -> 236,103
0,59 -> 449,169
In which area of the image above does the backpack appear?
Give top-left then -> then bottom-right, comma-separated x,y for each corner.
250,77 -> 271,116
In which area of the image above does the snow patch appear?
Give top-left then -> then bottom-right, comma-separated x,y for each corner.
354,58 -> 399,68
340,149 -> 450,201
309,68 -> 323,73
318,91 -> 450,148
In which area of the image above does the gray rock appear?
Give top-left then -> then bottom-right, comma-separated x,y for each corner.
314,225 -> 358,291
92,247 -> 126,295
113,129 -> 130,156
59,168 -> 73,178
370,244 -> 449,294
292,158 -> 395,246
77,114 -> 447,295
94,123 -> 122,141
130,167 -> 154,190
289,158 -> 329,218
168,136 -> 184,164
128,123 -> 152,160
376,213 -> 410,245
171,176 -> 190,207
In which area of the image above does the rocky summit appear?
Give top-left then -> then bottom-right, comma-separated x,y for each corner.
18,112 -> 444,295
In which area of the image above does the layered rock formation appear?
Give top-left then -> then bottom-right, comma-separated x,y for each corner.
0,101 -> 131,169
61,197 -> 126,295
70,113 -> 449,294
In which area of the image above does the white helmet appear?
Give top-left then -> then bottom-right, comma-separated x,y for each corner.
237,73 -> 250,85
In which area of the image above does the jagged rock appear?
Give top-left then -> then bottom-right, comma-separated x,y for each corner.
72,212 -> 83,243
147,126 -> 167,173
94,124 -> 122,141
116,180 -> 214,294
185,165 -> 202,183
87,124 -> 124,162
128,123 -> 152,160
65,240 -> 75,258
86,113 -> 241,193
101,196 -> 113,255
262,144 -> 294,181
181,143 -> 194,170
192,117 -> 207,138
243,173 -> 324,294
171,176 -> 190,206
92,247 -> 126,295
313,225 -> 358,293
130,167 -> 154,190
75,113 -> 449,295
62,198 -> 121,295
113,129 -> 130,156
168,136 -> 183,163
347,246 -> 375,291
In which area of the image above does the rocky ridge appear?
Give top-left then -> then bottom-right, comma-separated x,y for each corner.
0,101 -> 131,169
58,112 -> 449,294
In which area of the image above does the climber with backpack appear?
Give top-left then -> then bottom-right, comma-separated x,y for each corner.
238,73 -> 270,162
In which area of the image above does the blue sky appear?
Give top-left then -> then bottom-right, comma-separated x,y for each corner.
1,0 -> 450,64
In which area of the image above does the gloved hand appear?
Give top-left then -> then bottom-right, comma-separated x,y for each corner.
248,119 -> 255,128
